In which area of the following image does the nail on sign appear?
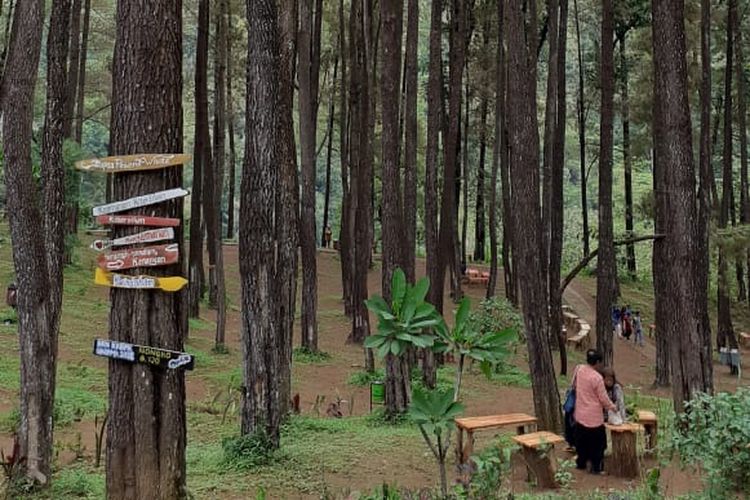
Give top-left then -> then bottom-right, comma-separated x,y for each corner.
92,188 -> 188,216
93,339 -> 195,371
76,153 -> 191,173
90,227 -> 175,251
97,243 -> 179,271
96,215 -> 181,227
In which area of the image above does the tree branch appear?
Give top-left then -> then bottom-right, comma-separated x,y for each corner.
559,234 -> 665,295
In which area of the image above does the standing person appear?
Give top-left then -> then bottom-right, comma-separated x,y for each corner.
612,306 -> 622,338
573,349 -> 617,474
324,226 -> 333,248
602,367 -> 627,424
633,311 -> 644,346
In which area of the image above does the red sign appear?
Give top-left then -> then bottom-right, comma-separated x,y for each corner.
96,215 -> 180,227
97,244 -> 179,271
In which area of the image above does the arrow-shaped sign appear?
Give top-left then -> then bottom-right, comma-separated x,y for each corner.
94,268 -> 188,292
96,215 -> 181,227
93,339 -> 195,370
76,153 -> 191,173
97,243 -> 179,271
90,227 -> 175,251
92,188 -> 188,216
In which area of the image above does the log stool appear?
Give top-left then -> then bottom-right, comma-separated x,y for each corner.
512,431 -> 565,489
637,410 -> 658,452
606,423 -> 643,478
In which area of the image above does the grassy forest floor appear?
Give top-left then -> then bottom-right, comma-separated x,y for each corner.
0,227 -> 747,499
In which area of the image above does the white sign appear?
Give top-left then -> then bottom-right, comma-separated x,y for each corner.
93,339 -> 135,362
92,188 -> 189,216
90,227 -> 175,251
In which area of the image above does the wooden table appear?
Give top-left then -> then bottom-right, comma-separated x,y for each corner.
454,413 -> 538,465
637,410 -> 658,452
512,431 -> 566,489
606,423 -> 643,478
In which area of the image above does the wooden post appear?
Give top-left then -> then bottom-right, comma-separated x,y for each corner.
520,446 -> 557,489
607,424 -> 640,478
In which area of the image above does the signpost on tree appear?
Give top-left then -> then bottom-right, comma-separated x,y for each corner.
96,243 -> 180,271
94,268 -> 188,292
96,214 -> 181,227
76,153 -> 192,173
90,227 -> 175,251
92,187 -> 189,216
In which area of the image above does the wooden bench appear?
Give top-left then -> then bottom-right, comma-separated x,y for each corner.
455,413 -> 537,465
606,423 -> 643,478
512,431 -> 566,489
566,322 -> 591,351
739,332 -> 750,349
637,410 -> 658,452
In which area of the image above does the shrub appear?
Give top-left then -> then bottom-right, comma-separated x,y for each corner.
671,389 -> 750,497
221,432 -> 279,470
468,297 -> 524,342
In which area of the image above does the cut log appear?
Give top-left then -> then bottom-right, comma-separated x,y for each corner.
512,431 -> 565,489
606,423 -> 641,478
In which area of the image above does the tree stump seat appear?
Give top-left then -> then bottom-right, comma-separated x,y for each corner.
566,320 -> 591,351
739,332 -> 750,349
636,410 -> 658,452
605,423 -> 643,478
454,413 -> 538,465
512,431 -> 566,489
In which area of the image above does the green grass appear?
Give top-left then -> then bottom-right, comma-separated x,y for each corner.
293,347 -> 332,364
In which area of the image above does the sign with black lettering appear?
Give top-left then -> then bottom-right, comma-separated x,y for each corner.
92,339 -> 194,371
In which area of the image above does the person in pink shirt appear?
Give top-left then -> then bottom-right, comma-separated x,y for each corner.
573,349 -> 617,474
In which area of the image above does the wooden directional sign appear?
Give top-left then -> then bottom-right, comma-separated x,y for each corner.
90,227 -> 174,251
92,188 -> 189,216
76,153 -> 191,173
94,268 -> 188,292
93,339 -> 195,371
97,243 -> 179,271
96,215 -> 181,227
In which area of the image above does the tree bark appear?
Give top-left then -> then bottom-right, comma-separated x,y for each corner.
322,53 -> 338,248
620,33 -> 636,278
461,73 -> 470,267
338,0 -> 354,319
596,0 -> 616,368
402,0 -> 418,283
474,25 -> 489,263
652,0 -> 714,411
735,0 -> 750,304
63,0 -> 82,139
242,0 -> 296,446
423,0 -> 443,387
299,0 -> 321,352
212,0 -> 228,350
3,0 -> 53,484
72,0 -> 90,143
225,3 -> 237,240
573,0 -> 589,258
487,0 -> 504,299
188,0 -> 209,320
107,0 -> 187,496
717,0 -> 739,351
506,0 -> 562,432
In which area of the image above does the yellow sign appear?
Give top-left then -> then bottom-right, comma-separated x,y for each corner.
76,153 -> 191,173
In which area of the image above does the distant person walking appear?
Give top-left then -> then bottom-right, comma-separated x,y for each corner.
573,349 -> 617,474
612,306 -> 622,338
633,311 -> 644,346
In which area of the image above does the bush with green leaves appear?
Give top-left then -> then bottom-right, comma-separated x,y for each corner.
457,436 -> 517,499
221,432 -> 279,470
409,387 -> 464,497
468,297 -> 524,342
671,389 -> 750,497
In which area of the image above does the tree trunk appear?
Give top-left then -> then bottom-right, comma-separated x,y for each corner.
652,0 -> 714,411
506,0 -> 563,432
423,0 -> 443,387
107,0 -> 187,496
573,0 -> 589,258
3,0 -> 54,484
276,0 -> 300,419
402,0 -> 418,283
225,3 -> 237,240
212,0 -> 228,351
549,0 -> 568,375
299,0 -> 321,352
474,26 -> 488,263
735,0 -> 750,303
596,0 -> 616,368
461,74 -> 470,267
0,0 -> 14,73
63,0 -> 82,139
347,0 -> 373,348
438,0 -> 468,305
338,0 -> 354,319
322,54 -> 338,248
620,34 -> 636,278
717,0 -> 739,351
188,0 -> 209,320
73,0 -> 90,143
242,0 -> 296,446
487,0 -> 504,299
695,0 -> 714,395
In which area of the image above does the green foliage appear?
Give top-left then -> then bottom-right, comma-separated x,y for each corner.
365,269 -> 442,357
671,389 -> 750,497
221,432 -> 280,470
458,436 -> 517,499
347,368 -> 385,387
293,347 -> 332,364
468,297 -> 524,342
490,363 -> 532,388
54,387 -> 107,428
554,459 -> 575,489
47,467 -> 104,499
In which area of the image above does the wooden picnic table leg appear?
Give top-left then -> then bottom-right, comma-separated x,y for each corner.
463,431 -> 475,464
455,427 -> 465,466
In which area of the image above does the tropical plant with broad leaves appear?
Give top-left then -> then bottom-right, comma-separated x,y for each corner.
434,297 -> 517,401
409,387 -> 465,497
364,269 -> 443,357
